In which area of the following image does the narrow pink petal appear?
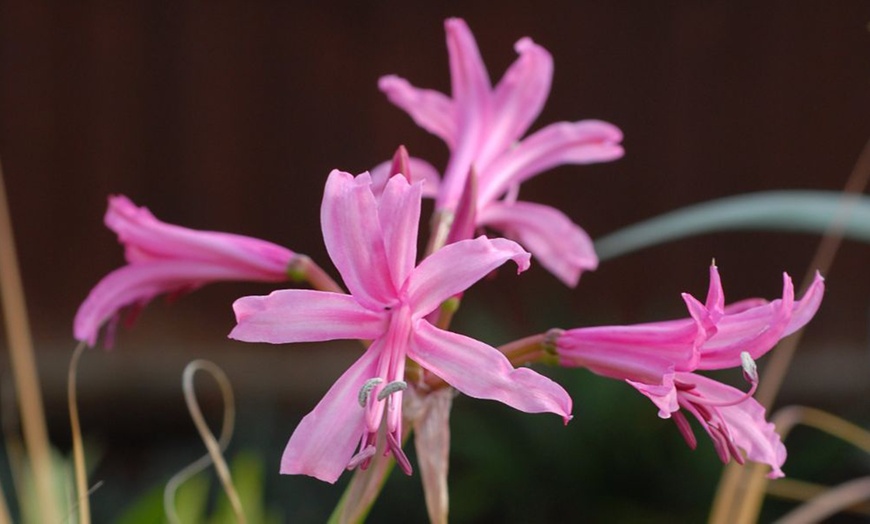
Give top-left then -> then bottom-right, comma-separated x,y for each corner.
478,200 -> 596,287
370,156 -> 442,199
321,170 -> 396,309
378,75 -> 456,147
705,265 -> 726,321
697,273 -> 795,369
681,373 -> 786,478
378,176 -> 422,290
407,388 -> 454,524
437,18 -> 493,212
784,271 -> 825,336
106,195 -> 294,277
74,261 -> 249,346
409,321 -> 572,421
281,344 -> 381,483
229,290 -> 387,344
476,37 -> 553,170
406,236 -> 530,318
478,120 -> 624,205
445,18 -> 491,116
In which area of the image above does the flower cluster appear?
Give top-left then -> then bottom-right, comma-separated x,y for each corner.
75,16 -> 824,500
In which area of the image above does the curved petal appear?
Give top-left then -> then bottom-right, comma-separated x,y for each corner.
378,176 -> 422,290
784,271 -> 825,336
107,195 -> 294,277
321,170 -> 396,309
378,75 -> 456,147
229,290 -> 387,344
409,321 -> 572,422
369,156 -> 442,199
74,261 -> 248,346
476,37 -> 553,169
628,373 -> 680,418
697,273 -> 795,369
478,200 -> 597,287
280,344 -> 381,483
683,373 -> 786,478
406,236 -> 530,317
479,120 -> 624,205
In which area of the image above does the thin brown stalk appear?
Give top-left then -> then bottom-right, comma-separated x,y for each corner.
774,476 -> 870,524
168,359 -> 246,524
0,158 -> 61,523
709,137 -> 870,524
68,341 -> 90,524
767,478 -> 870,517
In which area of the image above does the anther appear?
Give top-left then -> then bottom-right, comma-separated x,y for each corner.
376,380 -> 408,401
358,378 -> 384,407
740,351 -> 758,384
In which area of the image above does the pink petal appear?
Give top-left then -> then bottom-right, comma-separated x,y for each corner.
321,170 -> 397,309
784,271 -> 825,336
378,76 -> 456,148
74,261 -> 248,346
406,236 -> 530,318
229,290 -> 387,344
280,344 -> 381,483
475,37 -> 553,170
370,156 -> 442,199
557,316 -> 703,384
697,273 -> 795,370
445,18 -> 491,119
378,176 -> 422,290
409,321 -> 572,422
478,120 -> 624,205
106,195 -> 294,276
628,373 -> 680,418
682,373 -> 786,478
478,200 -> 597,287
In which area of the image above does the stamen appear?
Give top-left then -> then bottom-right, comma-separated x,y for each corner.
707,423 -> 732,464
358,378 -> 384,407
347,445 -> 377,471
740,351 -> 759,384
386,432 -> 413,476
671,411 -> 697,450
376,380 -> 407,401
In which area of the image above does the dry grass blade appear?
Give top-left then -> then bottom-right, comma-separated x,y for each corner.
773,477 -> 870,524
767,478 -> 870,517
0,158 -> 61,523
164,359 -> 246,524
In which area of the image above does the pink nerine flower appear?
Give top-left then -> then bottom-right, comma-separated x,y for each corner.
379,18 -> 624,286
230,170 -> 572,483
74,195 -> 295,347
554,265 -> 825,478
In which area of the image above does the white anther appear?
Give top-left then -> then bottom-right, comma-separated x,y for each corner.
376,380 -> 408,401
740,351 -> 758,383
358,378 -> 384,407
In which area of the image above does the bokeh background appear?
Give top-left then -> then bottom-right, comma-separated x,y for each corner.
1,1 -> 870,521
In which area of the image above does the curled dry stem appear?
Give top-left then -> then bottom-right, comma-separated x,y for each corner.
164,359 -> 246,524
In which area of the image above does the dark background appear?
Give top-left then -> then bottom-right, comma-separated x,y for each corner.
1,2 -> 869,521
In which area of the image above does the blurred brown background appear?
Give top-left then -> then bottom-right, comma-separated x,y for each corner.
1,1 -> 869,521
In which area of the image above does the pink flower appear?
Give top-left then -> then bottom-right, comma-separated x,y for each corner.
554,265 -> 825,477
74,195 -> 295,347
230,170 -> 572,483
379,18 -> 624,286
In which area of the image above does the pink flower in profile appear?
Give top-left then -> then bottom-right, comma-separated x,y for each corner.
230,170 -> 572,483
379,18 -> 624,286
554,265 -> 825,478
74,195 -> 295,347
